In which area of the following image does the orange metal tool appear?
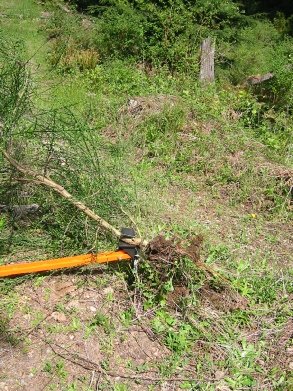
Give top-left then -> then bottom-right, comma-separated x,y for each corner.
0,250 -> 132,278
0,228 -> 138,278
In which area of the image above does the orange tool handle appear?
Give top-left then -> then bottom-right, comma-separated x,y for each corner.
0,250 -> 132,278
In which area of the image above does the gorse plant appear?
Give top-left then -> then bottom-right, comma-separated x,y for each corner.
0,35 -> 137,257
90,2 -> 145,60
0,35 -> 32,150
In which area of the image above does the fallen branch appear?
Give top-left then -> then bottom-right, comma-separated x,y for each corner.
56,2 -> 72,13
2,150 -> 148,247
0,204 -> 39,218
245,72 -> 274,86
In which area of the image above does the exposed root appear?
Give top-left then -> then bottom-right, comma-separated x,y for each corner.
145,234 -> 229,283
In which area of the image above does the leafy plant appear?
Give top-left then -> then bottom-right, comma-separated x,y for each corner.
90,311 -> 112,334
0,314 -> 19,346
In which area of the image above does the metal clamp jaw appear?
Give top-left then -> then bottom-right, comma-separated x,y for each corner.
118,227 -> 138,260
119,228 -> 140,281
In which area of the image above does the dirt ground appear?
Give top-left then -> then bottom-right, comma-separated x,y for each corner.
1,220 -> 293,390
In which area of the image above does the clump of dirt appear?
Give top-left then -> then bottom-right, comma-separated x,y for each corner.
145,234 -> 231,284
144,234 -> 203,286
146,234 -> 203,264
141,234 -> 204,308
145,235 -> 248,313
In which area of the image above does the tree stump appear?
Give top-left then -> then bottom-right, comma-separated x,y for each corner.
199,37 -> 215,84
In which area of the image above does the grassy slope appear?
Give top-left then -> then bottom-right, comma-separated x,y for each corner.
0,2 -> 293,391
1,0 -> 47,63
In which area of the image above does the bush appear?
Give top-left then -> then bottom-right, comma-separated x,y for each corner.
66,0 -> 244,74
49,37 -> 99,71
217,20 -> 280,85
92,3 -> 145,60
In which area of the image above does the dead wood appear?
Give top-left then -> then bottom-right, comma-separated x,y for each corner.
0,204 -> 39,218
199,37 -> 215,84
56,2 -> 72,13
246,72 -> 274,86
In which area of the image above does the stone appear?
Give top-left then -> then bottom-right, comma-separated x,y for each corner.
51,311 -> 67,322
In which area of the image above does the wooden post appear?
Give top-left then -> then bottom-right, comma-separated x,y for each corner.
199,37 -> 215,84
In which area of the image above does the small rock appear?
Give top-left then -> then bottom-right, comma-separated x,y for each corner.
215,370 -> 225,380
66,300 -> 79,310
82,19 -> 92,28
51,311 -> 67,322
40,11 -> 51,19
215,387 -> 231,391
0,383 -> 8,391
103,287 -> 114,295
54,281 -> 75,296
69,335 -> 74,340
89,306 -> 97,312
289,362 -> 293,370
287,347 -> 293,356
160,382 -> 173,391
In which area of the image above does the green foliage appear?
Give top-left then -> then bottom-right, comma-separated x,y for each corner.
274,12 -> 293,36
217,20 -> 279,85
268,39 -> 293,109
151,309 -> 196,353
0,34 -> 31,148
90,311 -> 112,334
136,105 -> 185,157
0,216 -> 6,232
44,10 -> 99,72
0,314 -> 19,346
91,2 -> 145,59
42,360 -> 68,379
64,0 -> 245,74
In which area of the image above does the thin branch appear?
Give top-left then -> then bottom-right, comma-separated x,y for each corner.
88,370 -> 95,391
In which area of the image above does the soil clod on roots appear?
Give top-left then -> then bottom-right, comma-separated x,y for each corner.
146,234 -> 203,264
144,234 -> 204,285
144,234 -> 230,288
144,235 -> 247,312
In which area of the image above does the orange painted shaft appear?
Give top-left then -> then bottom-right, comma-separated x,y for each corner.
0,250 -> 132,277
